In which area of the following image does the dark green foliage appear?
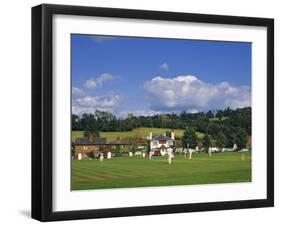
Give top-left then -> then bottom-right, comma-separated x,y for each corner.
71,142 -> 75,157
115,145 -> 121,154
72,108 -> 251,149
220,125 -> 235,147
72,114 -> 82,130
234,127 -> 248,149
165,130 -> 171,137
86,151 -> 95,159
206,122 -> 220,136
215,132 -> 227,148
202,134 -> 211,150
205,110 -> 214,118
83,130 -> 100,139
182,127 -> 198,149
80,113 -> 99,136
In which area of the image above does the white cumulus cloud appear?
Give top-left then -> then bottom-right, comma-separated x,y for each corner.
84,73 -> 116,89
76,95 -> 120,108
72,87 -> 85,97
117,110 -> 163,119
72,95 -> 120,115
159,63 -> 169,71
144,75 -> 251,112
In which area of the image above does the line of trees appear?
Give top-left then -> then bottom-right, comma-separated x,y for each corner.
182,125 -> 248,150
72,107 -> 251,149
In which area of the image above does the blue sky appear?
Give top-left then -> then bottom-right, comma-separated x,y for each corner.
71,34 -> 251,117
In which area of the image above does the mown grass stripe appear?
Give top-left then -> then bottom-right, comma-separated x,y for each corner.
72,152 -> 251,190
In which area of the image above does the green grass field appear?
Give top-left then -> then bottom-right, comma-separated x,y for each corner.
71,152 -> 251,190
72,127 -> 205,142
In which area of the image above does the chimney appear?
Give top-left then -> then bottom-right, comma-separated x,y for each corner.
149,131 -> 152,140
171,131 -> 175,140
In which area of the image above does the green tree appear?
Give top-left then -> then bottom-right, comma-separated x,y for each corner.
116,145 -> 121,154
86,151 -> 95,159
72,107 -> 252,141
95,110 -> 115,131
129,135 -> 137,152
81,113 -> 99,137
83,130 -> 100,139
202,134 -> 211,150
206,110 -> 214,118
206,122 -> 220,136
71,142 -> 75,158
234,127 -> 247,149
182,127 -> 198,149
72,114 -> 81,130
165,130 -> 171,137
215,132 -> 227,148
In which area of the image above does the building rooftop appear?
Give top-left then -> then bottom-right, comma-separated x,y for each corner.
109,140 -> 130,145
75,137 -> 107,145
151,135 -> 172,141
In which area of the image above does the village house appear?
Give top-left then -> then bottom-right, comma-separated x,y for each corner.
149,131 -> 175,156
108,140 -> 131,153
74,137 -> 108,160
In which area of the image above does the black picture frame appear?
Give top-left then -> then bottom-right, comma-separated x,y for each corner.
32,4 -> 274,222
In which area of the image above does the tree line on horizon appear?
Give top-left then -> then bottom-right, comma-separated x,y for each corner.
72,107 -> 251,150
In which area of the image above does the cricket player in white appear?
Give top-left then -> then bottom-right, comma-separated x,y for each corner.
99,153 -> 104,162
208,147 -> 212,157
149,150 -> 153,160
167,146 -> 173,165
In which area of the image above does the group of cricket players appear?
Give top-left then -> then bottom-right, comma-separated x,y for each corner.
148,146 -> 174,165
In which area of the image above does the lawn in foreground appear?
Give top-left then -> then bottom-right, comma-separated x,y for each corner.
71,152 -> 251,190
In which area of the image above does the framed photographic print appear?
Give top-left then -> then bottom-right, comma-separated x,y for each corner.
32,4 -> 274,222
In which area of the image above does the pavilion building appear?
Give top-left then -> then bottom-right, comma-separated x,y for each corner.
149,131 -> 175,156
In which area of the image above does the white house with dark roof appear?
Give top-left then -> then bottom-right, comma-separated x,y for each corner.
149,131 -> 175,156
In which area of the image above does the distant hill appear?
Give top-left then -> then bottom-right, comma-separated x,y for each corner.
72,127 -> 187,142
72,127 -> 205,142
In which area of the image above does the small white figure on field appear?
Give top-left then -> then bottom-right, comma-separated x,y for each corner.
129,151 -> 133,157
239,148 -> 248,160
195,146 -> 199,153
208,147 -> 212,157
160,148 -> 166,156
149,150 -> 153,160
134,151 -> 142,156
175,148 -> 183,154
107,151 -> 111,159
183,148 -> 187,158
78,153 -> 82,160
167,146 -> 173,165
99,153 -> 104,162
142,152 -> 146,158
188,149 -> 193,159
